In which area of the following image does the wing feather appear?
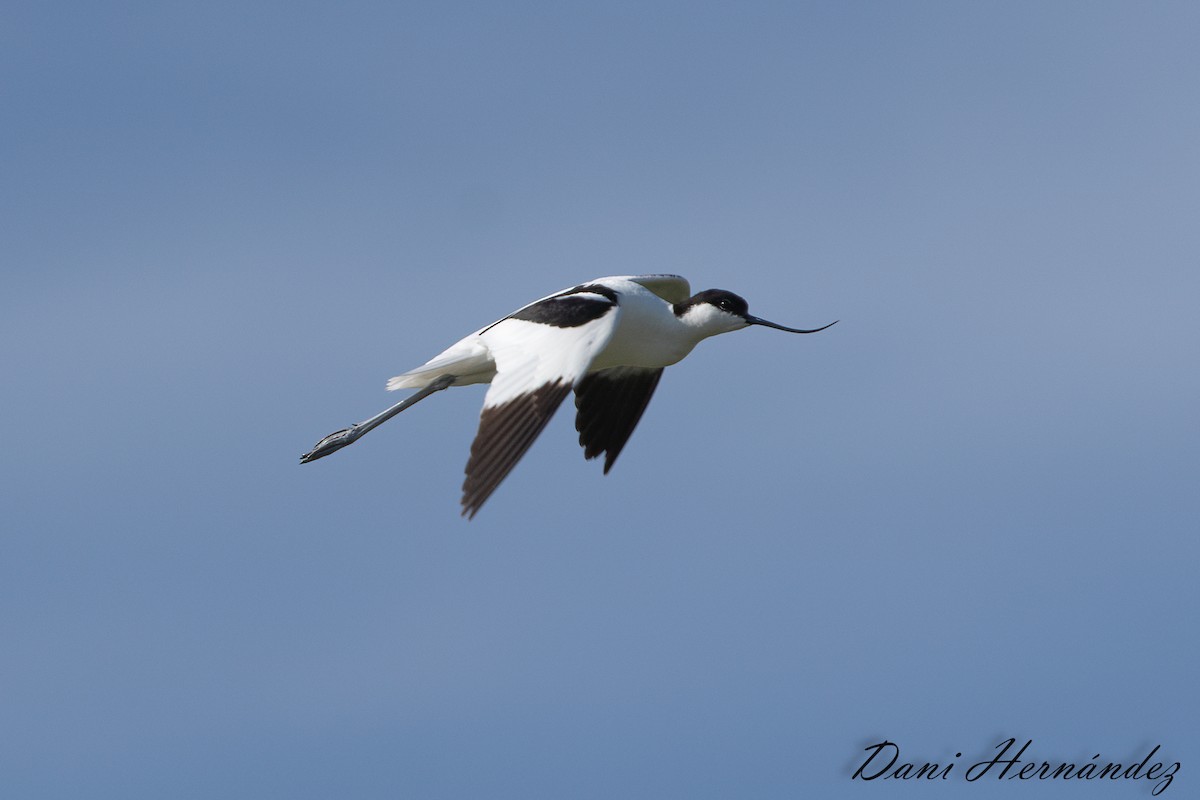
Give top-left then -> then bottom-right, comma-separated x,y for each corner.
574,366 -> 664,474
628,274 -> 690,304
460,298 -> 621,517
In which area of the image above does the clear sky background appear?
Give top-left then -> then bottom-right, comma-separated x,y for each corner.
3,2 -> 1197,798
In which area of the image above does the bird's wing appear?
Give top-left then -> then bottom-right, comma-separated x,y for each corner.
574,366 -> 664,474
628,274 -> 691,304
461,289 -> 621,518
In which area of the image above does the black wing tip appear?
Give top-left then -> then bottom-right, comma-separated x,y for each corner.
577,445 -> 619,474
573,367 -> 663,478
459,381 -> 573,519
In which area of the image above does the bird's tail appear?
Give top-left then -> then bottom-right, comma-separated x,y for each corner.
386,340 -> 495,391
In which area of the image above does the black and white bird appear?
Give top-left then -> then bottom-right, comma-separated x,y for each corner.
301,274 -> 835,517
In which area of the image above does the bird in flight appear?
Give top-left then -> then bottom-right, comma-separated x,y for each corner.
301,274 -> 835,518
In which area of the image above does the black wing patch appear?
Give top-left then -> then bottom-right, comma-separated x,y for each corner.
574,367 -> 664,474
461,381 -> 573,518
509,286 -> 616,328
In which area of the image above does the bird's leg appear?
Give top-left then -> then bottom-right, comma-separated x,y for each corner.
299,374 -> 456,463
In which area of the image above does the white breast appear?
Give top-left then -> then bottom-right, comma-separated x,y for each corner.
590,280 -> 704,371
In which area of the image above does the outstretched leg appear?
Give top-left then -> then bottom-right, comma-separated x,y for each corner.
300,374 -> 455,463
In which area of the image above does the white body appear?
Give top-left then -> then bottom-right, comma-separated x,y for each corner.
386,275 -> 725,393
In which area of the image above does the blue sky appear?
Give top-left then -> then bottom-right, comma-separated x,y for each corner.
3,2 -> 1197,798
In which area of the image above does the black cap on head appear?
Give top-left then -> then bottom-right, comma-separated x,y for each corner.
674,289 -> 748,317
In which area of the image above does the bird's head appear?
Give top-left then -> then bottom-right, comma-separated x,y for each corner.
674,289 -> 838,338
